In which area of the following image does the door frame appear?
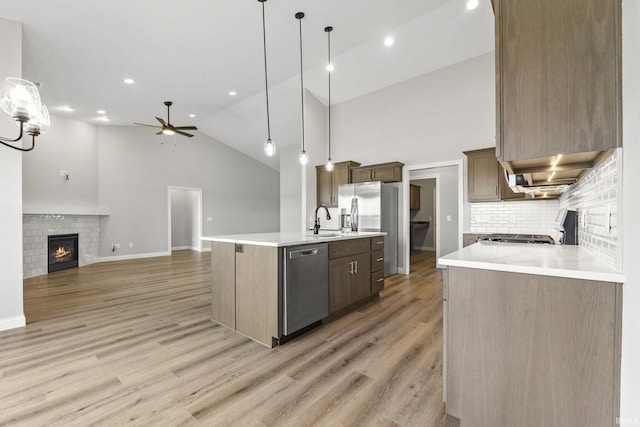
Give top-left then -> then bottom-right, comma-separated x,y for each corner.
409,174 -> 439,252
167,186 -> 204,253
402,159 -> 463,273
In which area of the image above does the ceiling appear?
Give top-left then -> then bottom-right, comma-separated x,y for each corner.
0,0 -> 494,169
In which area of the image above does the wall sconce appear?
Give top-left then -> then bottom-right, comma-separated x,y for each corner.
0,77 -> 50,152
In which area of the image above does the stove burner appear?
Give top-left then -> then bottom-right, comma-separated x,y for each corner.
480,233 -> 555,244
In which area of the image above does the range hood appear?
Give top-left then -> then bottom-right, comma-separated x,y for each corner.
501,150 -> 612,198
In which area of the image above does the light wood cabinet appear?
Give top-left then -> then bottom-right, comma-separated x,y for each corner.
409,184 -> 421,210
464,148 -> 523,202
495,0 -> 621,161
445,267 -> 622,426
351,162 -> 404,183
316,161 -> 360,207
210,242 -> 280,347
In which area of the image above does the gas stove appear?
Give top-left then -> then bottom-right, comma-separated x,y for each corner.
480,233 -> 556,244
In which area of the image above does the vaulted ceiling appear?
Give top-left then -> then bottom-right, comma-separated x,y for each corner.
1,0 -> 494,169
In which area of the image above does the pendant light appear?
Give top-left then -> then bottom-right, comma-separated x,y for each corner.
258,0 -> 275,157
325,26 -> 334,172
296,12 -> 308,165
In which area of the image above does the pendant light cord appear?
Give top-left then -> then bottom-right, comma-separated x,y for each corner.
261,1 -> 271,140
298,14 -> 305,152
327,29 -> 331,160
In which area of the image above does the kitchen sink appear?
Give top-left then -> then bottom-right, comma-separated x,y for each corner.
303,233 -> 342,239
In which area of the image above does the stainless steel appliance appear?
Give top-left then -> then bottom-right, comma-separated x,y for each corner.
283,243 -> 329,336
480,233 -> 555,244
338,181 -> 398,276
556,208 -> 578,245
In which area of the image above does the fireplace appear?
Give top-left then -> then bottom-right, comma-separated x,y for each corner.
48,233 -> 79,273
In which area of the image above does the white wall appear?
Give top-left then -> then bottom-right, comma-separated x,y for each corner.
621,0 -> 640,421
0,17 -> 25,331
97,126 -> 279,259
280,145 -> 302,232
331,53 -> 495,167
22,115 -> 99,210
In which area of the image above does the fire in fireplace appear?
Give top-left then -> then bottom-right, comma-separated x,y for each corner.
48,233 -> 79,273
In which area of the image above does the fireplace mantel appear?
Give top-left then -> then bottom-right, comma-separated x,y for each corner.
23,205 -> 111,216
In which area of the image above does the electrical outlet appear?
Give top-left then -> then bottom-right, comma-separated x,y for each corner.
115,243 -> 120,249
446,215 -> 452,222
128,242 -> 133,248
207,217 -> 213,222
59,169 -> 68,177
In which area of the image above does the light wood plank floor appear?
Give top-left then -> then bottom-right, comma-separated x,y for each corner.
1,249 -> 447,426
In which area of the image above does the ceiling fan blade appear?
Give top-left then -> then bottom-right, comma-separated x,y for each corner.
134,123 -> 162,128
156,130 -> 164,135
174,126 -> 198,130
155,117 -> 167,126
175,130 -> 194,138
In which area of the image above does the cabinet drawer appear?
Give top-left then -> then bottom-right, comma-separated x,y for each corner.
370,236 -> 384,250
372,270 -> 384,293
371,250 -> 384,272
329,238 -> 369,259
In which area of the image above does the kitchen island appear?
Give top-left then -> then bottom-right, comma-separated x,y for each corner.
439,242 -> 625,427
202,231 -> 385,347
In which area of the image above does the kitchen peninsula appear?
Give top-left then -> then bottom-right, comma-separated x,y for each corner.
202,231 -> 385,347
439,242 -> 625,427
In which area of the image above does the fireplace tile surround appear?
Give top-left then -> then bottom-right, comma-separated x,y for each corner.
23,215 -> 100,278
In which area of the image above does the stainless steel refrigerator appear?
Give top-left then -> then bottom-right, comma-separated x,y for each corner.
338,181 -> 398,277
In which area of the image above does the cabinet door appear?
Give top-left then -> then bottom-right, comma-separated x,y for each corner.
329,257 -> 352,313
316,166 -> 334,207
350,253 -> 371,302
497,0 -> 621,161
332,162 -> 352,201
370,165 -> 401,183
371,270 -> 385,293
211,242 -> 236,329
409,184 -> 421,210
351,168 -> 372,183
467,151 -> 500,202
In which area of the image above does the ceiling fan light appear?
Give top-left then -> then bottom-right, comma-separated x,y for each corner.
162,128 -> 175,136
0,77 -> 42,122
264,138 -> 276,157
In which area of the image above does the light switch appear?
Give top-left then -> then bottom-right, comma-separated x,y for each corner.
207,217 -> 213,222
446,215 -> 452,222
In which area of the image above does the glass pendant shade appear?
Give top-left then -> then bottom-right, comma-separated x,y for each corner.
299,149 -> 308,165
26,104 -> 50,135
325,159 -> 334,171
0,77 -> 42,122
264,138 -> 276,156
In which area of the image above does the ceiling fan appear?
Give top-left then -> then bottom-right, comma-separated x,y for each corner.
134,101 -> 198,138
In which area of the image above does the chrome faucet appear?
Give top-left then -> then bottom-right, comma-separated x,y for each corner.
313,205 -> 331,234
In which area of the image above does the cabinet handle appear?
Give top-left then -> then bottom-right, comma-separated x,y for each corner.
349,262 -> 354,274
354,261 -> 358,274
495,185 -> 498,195
375,241 -> 383,245
377,278 -> 384,282
372,170 -> 376,179
376,257 -> 383,262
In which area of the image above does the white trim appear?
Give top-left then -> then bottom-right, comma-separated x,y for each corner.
168,186 -> 204,253
404,159 -> 464,272
23,205 -> 111,216
397,267 -> 407,274
99,251 -> 171,262
172,246 -> 202,252
0,315 -> 26,331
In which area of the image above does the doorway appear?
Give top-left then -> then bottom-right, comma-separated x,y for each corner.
168,186 -> 203,253
409,177 -> 437,259
402,160 -> 463,273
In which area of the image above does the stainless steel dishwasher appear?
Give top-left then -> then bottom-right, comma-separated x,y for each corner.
283,243 -> 329,337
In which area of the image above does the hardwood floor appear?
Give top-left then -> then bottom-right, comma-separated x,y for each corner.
0,249 -> 447,426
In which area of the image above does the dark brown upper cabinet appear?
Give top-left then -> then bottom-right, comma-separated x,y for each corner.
495,0 -> 621,162
350,162 -> 404,183
465,148 -> 524,202
316,161 -> 360,208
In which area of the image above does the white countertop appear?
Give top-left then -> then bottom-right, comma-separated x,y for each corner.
201,231 -> 386,247
439,241 -> 625,283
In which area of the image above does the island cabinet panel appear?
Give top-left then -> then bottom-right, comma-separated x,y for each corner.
329,257 -> 352,312
496,0 -> 621,161
445,267 -> 622,427
235,245 -> 280,347
350,252 -> 371,302
211,242 -> 236,329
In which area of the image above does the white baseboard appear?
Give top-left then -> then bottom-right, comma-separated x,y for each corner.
99,251 -> 171,262
171,246 -> 192,251
397,267 -> 408,275
200,247 -> 212,252
0,315 -> 26,332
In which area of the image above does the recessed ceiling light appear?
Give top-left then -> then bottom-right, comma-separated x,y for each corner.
326,63 -> 335,72
189,114 -> 196,118
96,109 -> 106,114
229,91 -> 237,96
466,0 -> 479,10
384,37 -> 394,47
57,105 -> 74,112
123,78 -> 135,85
96,116 -> 110,122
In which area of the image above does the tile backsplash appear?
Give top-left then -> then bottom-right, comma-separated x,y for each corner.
468,148 -> 621,270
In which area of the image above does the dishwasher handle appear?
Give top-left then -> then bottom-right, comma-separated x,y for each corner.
289,248 -> 319,259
